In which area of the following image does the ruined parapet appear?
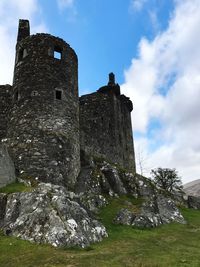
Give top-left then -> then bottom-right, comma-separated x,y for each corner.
6,20 -> 80,189
98,72 -> 120,96
0,85 -> 12,140
17,19 -> 30,42
80,73 -> 136,173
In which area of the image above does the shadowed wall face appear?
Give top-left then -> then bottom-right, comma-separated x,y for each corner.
79,79 -> 136,172
0,85 -> 12,141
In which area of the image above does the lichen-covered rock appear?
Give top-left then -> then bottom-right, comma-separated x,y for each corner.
0,144 -> 16,188
187,195 -> 200,209
75,161 -> 156,200
135,174 -> 157,197
100,163 -> 127,195
114,195 -> 185,229
75,166 -> 103,195
0,193 -> 7,223
156,195 -> 185,224
1,183 -> 107,248
76,193 -> 108,214
114,208 -> 135,225
133,215 -> 162,229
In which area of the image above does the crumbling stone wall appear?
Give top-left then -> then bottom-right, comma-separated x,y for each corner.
80,77 -> 136,172
5,21 -> 80,189
0,85 -> 12,140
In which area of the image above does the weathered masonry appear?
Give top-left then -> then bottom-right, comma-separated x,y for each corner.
80,73 -> 135,172
0,19 -> 136,189
2,20 -> 80,189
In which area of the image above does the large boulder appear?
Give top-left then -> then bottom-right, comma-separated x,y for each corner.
0,144 -> 16,188
187,195 -> 200,209
114,195 -> 186,228
1,183 -> 107,248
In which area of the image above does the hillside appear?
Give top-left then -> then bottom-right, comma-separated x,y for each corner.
0,200 -> 200,267
184,179 -> 200,196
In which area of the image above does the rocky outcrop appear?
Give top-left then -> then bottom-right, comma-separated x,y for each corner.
0,183 -> 107,248
114,195 -> 186,228
0,159 -> 187,247
74,161 -> 158,215
0,193 -> 7,222
76,161 -> 186,229
75,161 -> 157,199
187,195 -> 200,209
0,144 -> 16,188
114,208 -> 135,225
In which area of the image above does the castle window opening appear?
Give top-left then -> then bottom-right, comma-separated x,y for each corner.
31,91 -> 38,96
14,90 -> 19,101
55,90 -> 62,100
54,46 -> 62,60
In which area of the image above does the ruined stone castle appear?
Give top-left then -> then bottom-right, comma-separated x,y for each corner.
0,19 -> 135,190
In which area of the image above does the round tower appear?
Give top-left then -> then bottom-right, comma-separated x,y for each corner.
7,20 -> 80,189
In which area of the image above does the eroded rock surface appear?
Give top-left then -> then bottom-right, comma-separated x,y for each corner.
0,183 -> 107,248
114,195 -> 186,228
75,161 -> 157,199
0,160 -> 187,246
187,195 -> 200,209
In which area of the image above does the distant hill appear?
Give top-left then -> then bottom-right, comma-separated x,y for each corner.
184,179 -> 200,196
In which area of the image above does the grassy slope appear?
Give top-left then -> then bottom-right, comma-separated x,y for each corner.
0,194 -> 200,267
0,182 -> 31,194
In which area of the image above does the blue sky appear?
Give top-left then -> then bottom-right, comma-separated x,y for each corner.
39,0 -> 174,92
1,0 -> 200,183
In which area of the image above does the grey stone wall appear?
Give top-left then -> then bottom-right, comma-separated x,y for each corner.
0,85 -> 12,141
0,144 -> 16,188
6,30 -> 80,190
80,86 -> 136,172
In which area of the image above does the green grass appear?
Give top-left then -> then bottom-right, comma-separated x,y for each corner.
1,196 -> 200,267
0,182 -> 31,194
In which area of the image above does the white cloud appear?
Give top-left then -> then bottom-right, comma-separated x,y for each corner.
122,0 -> 200,183
57,0 -> 75,10
0,0 -> 47,85
149,9 -> 160,33
130,0 -> 147,12
56,0 -> 77,22
0,0 -> 37,18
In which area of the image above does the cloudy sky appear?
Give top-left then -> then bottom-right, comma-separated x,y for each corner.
0,0 -> 200,183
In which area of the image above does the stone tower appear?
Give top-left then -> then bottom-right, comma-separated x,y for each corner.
6,20 -> 80,189
80,73 -> 136,172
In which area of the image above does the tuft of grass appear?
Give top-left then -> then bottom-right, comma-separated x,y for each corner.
0,182 -> 32,194
1,196 -> 200,266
